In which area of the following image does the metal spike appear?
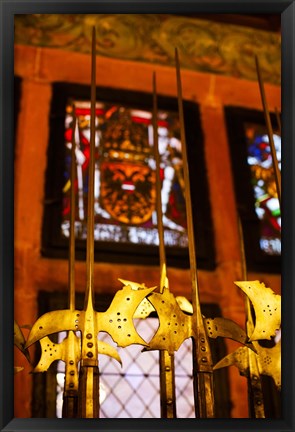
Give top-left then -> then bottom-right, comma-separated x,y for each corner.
255,55 -> 281,206
175,47 -> 215,418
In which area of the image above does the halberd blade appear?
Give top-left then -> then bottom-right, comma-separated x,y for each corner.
204,317 -> 256,352
99,283 -> 157,348
234,281 -> 281,340
214,340 -> 281,389
34,334 -> 121,373
213,347 -> 249,377
33,334 -> 81,373
25,310 -> 80,348
145,288 -> 191,355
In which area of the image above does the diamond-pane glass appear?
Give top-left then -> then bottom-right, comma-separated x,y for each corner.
56,319 -> 195,418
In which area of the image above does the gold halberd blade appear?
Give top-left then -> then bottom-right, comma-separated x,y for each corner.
214,339 -> 281,390
118,278 -> 157,319
25,309 -> 80,348
33,334 -> 121,373
204,317 -> 256,352
99,282 -> 157,348
26,283 -> 157,350
138,291 -> 256,352
144,288 -> 192,355
234,280 -> 281,341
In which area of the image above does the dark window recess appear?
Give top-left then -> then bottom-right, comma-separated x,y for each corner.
42,83 -> 215,270
225,106 -> 281,273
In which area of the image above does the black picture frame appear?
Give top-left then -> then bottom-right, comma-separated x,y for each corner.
1,2 -> 294,432
42,82 -> 215,270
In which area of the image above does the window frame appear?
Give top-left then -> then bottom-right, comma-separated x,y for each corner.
225,106 -> 281,274
41,83 -> 215,270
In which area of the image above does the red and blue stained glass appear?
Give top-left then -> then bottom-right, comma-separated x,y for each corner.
62,101 -> 188,248
245,123 -> 281,255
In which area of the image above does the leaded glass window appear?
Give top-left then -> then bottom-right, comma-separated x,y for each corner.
42,83 -> 215,269
55,320 -> 195,418
32,292 -> 230,418
225,106 -> 281,273
245,124 -> 281,256
62,101 -> 187,248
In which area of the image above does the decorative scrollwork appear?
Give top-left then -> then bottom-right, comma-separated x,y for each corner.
15,14 -> 281,85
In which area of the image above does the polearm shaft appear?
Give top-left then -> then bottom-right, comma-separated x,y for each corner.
238,218 -> 265,418
78,26 -> 100,418
86,27 -> 96,310
153,73 -> 166,286
255,56 -> 281,207
152,72 -> 177,418
245,61 -> 282,415
62,109 -> 79,418
69,110 -> 77,312
175,48 -> 215,418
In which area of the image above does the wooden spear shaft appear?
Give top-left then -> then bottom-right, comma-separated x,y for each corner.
255,56 -> 281,207
175,48 -> 215,418
152,72 -> 177,418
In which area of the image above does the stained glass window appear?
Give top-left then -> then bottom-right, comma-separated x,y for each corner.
62,101 -> 188,249
42,83 -> 215,269
225,106 -> 281,273
245,124 -> 281,255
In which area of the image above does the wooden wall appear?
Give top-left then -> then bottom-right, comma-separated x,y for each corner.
14,43 -> 281,418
